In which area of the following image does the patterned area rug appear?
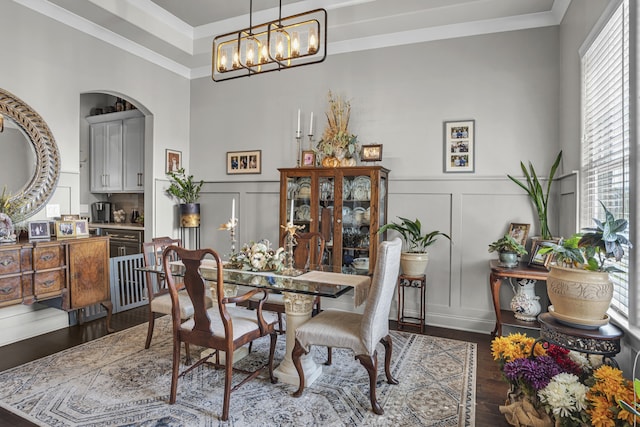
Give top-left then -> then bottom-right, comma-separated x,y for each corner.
0,317 -> 476,426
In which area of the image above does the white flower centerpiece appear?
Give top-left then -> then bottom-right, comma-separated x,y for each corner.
227,239 -> 285,272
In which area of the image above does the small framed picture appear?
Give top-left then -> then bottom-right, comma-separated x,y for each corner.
60,214 -> 80,221
74,219 -> 89,237
528,239 -> 558,269
361,144 -> 383,162
227,150 -> 261,174
301,150 -> 316,167
443,119 -> 475,173
28,221 -> 51,240
507,223 -> 530,247
56,221 -> 76,238
166,149 -> 182,173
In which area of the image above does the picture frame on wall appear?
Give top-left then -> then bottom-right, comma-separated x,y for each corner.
28,221 -> 51,240
166,149 -> 182,173
227,150 -> 261,174
74,219 -> 89,237
361,144 -> 383,162
56,221 -> 76,238
507,223 -> 530,247
301,150 -> 316,167
443,119 -> 475,173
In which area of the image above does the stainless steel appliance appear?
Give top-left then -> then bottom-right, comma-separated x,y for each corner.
102,228 -> 143,257
91,202 -> 112,223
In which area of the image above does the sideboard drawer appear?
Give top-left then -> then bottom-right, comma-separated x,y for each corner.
0,275 -> 22,303
33,245 -> 65,270
0,250 -> 21,275
33,270 -> 65,297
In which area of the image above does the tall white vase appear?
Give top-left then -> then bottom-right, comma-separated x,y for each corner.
510,279 -> 541,321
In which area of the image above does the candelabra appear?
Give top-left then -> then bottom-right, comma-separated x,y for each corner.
296,131 -> 302,167
218,218 -> 238,254
281,221 -> 303,276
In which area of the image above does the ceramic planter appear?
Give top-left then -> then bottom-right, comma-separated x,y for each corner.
400,252 -> 429,276
498,252 -> 519,268
546,265 -> 612,327
180,203 -> 200,227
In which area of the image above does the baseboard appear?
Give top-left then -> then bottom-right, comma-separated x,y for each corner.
0,304 -> 69,346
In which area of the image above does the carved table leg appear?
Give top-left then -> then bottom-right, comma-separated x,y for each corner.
274,292 -> 322,386
490,273 -> 503,337
101,300 -> 114,333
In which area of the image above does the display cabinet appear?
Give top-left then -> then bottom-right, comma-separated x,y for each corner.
279,166 -> 389,275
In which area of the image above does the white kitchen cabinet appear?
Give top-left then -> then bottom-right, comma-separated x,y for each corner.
87,110 -> 144,193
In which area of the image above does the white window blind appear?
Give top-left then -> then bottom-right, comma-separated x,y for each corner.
581,0 -> 630,316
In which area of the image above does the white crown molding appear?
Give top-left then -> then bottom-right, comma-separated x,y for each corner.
14,0 -> 569,80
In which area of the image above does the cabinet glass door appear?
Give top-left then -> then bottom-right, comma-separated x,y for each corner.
318,176 -> 335,267
341,173 -> 372,274
286,175 -> 312,232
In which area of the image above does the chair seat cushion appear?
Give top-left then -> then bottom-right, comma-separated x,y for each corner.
295,309 -> 367,355
180,306 -> 279,340
150,290 -> 212,319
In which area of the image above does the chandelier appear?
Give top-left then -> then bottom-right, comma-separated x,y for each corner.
212,1 -> 327,82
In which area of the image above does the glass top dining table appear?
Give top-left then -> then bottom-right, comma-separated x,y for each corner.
137,259 -> 371,387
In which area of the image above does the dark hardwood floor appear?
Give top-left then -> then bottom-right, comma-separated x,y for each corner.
0,307 -> 510,426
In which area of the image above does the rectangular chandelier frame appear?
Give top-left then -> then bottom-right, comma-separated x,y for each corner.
212,8 -> 327,82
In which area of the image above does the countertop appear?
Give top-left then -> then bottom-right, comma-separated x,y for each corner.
88,223 -> 145,231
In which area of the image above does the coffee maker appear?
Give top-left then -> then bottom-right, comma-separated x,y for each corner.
91,202 -> 112,223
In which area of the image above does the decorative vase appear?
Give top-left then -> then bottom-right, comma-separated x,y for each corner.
340,157 -> 356,167
180,203 -> 200,227
510,279 -> 541,321
321,156 -> 340,168
400,252 -> 429,276
546,265 -> 612,327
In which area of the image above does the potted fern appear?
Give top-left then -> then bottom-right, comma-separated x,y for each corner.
378,217 -> 451,275
166,168 -> 204,227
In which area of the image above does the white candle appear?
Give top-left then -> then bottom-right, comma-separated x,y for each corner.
297,109 -> 301,134
289,199 -> 294,224
231,199 -> 235,222
309,112 -> 314,135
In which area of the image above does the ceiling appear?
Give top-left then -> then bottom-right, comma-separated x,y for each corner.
17,0 -> 570,79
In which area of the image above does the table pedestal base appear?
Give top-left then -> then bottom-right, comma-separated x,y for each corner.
200,346 -> 249,364
274,292 -> 322,386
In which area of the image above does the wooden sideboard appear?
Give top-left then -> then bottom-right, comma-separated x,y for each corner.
0,236 -> 113,332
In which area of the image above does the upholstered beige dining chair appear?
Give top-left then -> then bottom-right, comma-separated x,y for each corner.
163,246 -> 278,421
142,238 -> 212,362
291,238 -> 402,415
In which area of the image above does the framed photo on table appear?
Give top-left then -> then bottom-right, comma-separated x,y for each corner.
301,150 -> 316,167
443,119 -> 475,173
28,221 -> 51,240
528,239 -> 558,269
227,150 -> 261,174
74,219 -> 89,237
361,144 -> 383,162
56,221 -> 76,238
507,223 -> 530,247
166,149 -> 182,173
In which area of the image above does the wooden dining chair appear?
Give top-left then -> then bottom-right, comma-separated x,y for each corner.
291,238 -> 402,415
163,246 -> 278,421
142,238 -> 212,360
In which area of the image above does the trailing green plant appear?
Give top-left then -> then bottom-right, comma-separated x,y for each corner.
166,167 -> 204,204
488,234 -> 527,256
539,202 -> 632,272
377,217 -> 451,253
507,151 -> 562,240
